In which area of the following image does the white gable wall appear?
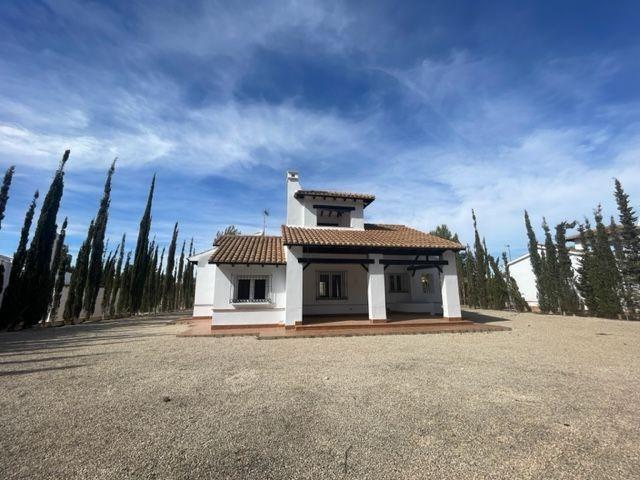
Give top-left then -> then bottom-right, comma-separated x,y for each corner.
212,264 -> 286,325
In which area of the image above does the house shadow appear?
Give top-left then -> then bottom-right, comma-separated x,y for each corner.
463,309 -> 512,324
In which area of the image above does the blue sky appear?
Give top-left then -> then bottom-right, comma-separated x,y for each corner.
1,0 -> 639,261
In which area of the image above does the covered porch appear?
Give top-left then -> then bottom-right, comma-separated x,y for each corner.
285,245 -> 462,327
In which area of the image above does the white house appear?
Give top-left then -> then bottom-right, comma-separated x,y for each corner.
191,171 -> 464,327
507,245 -> 583,310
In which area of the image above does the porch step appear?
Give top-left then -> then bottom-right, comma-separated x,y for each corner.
295,319 -> 473,330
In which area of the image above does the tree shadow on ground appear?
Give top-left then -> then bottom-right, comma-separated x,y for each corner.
463,310 -> 512,324
0,363 -> 89,377
0,313 -> 183,355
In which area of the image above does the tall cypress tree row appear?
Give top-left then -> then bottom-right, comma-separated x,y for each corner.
83,160 -> 116,320
129,175 -> 155,313
613,179 -> 640,314
162,222 -> 178,311
555,221 -> 580,314
64,219 -> 94,323
0,165 -> 15,230
20,150 -> 69,328
0,190 -> 39,328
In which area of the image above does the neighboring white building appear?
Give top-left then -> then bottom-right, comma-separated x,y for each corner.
190,171 -> 464,327
507,245 -> 583,310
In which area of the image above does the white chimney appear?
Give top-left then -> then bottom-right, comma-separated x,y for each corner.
286,170 -> 302,226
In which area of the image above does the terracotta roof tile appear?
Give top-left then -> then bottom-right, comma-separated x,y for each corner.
210,235 -> 285,265
281,224 -> 463,250
294,189 -> 375,206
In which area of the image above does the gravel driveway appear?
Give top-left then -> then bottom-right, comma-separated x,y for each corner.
1,310 -> 639,479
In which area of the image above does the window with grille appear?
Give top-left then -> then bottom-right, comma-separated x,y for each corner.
232,276 -> 271,303
317,271 -> 347,300
388,273 -> 409,293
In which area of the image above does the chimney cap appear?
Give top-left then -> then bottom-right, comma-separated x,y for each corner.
287,170 -> 299,181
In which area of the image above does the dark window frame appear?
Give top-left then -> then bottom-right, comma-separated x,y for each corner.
316,271 -> 347,300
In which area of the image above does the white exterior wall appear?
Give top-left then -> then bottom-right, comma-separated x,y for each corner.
193,262 -> 216,317
212,264 -> 286,325
367,254 -> 387,320
299,197 -> 365,229
285,246 -> 303,325
441,250 -> 462,318
286,171 -> 304,226
189,248 -> 217,317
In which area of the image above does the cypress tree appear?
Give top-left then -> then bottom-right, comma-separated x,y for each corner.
162,222 -> 178,311
141,240 -> 157,313
64,219 -> 94,323
129,175 -> 155,313
48,244 -> 69,325
524,210 -> 548,312
0,264 -> 4,298
555,221 -> 580,314
463,245 -> 477,307
117,251 -> 133,314
155,247 -> 165,311
613,179 -> 640,314
109,235 -> 126,317
0,165 -> 15,230
472,210 -> 488,308
576,221 -> 597,313
541,218 -> 560,313
175,240 -> 186,309
502,252 -> 530,312
181,239 -> 194,309
591,206 -> 621,318
20,150 -> 69,328
45,218 -> 68,324
487,254 -> 509,310
83,160 -> 116,320
100,250 -> 116,319
0,191 -> 38,328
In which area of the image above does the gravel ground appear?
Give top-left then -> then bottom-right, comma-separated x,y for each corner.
1,310 -> 639,480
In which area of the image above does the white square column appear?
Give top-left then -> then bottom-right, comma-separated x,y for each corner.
367,254 -> 387,321
441,250 -> 462,319
285,246 -> 303,326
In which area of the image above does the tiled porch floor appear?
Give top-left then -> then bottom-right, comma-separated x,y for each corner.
177,313 -> 509,339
